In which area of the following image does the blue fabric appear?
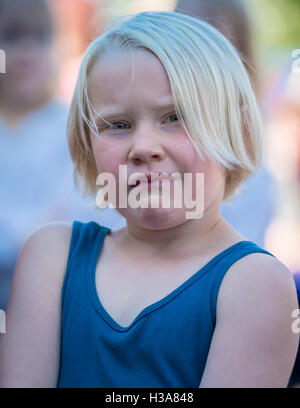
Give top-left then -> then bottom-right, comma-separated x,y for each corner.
57,221 -> 275,388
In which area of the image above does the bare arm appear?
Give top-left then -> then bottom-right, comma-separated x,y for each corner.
199,253 -> 300,388
0,222 -> 72,387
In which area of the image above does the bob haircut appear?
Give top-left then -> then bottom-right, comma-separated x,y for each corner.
67,11 -> 264,201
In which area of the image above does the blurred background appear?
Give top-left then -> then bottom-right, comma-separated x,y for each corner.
0,0 -> 299,385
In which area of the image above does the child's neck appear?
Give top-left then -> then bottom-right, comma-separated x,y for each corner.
113,208 -> 241,262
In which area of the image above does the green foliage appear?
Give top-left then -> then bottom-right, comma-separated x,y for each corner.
251,0 -> 300,47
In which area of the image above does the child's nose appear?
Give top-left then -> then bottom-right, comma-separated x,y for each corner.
128,126 -> 165,164
128,144 -> 164,164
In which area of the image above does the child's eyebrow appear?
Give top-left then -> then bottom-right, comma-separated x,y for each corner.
94,103 -> 176,121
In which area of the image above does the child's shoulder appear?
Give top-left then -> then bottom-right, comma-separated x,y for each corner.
25,221 -> 73,250
217,249 -> 297,321
215,221 -> 294,302
200,249 -> 299,387
21,221 -> 73,285
227,250 -> 293,288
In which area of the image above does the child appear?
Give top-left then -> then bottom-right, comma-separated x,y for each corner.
0,11 -> 299,388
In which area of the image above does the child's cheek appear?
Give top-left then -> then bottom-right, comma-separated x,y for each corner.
92,141 -> 123,176
173,136 -> 224,201
172,135 -> 212,174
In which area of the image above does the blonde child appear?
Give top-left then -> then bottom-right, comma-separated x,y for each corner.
0,11 -> 299,388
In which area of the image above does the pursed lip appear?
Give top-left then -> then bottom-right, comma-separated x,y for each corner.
128,172 -> 181,189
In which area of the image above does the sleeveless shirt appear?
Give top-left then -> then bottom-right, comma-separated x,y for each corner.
57,221 -> 275,388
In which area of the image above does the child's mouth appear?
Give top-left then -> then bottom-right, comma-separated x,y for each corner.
129,173 -> 179,190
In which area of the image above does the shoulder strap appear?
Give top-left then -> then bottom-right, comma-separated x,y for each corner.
61,221 -> 110,310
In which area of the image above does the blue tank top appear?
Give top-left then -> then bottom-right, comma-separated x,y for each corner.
57,221 -> 275,388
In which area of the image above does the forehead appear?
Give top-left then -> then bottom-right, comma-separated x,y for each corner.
87,49 -> 174,109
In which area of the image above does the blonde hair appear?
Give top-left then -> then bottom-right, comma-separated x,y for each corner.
67,11 -> 264,201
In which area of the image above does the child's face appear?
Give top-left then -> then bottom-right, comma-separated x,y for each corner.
88,48 -> 225,230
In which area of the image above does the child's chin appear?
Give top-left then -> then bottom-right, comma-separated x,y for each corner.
129,207 -> 188,230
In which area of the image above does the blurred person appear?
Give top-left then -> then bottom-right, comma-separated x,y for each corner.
175,0 -> 276,249
264,73 -> 300,272
0,0 -> 125,310
51,0 -> 106,104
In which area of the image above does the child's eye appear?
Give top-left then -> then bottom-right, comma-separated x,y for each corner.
109,122 -> 130,130
165,113 -> 179,123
